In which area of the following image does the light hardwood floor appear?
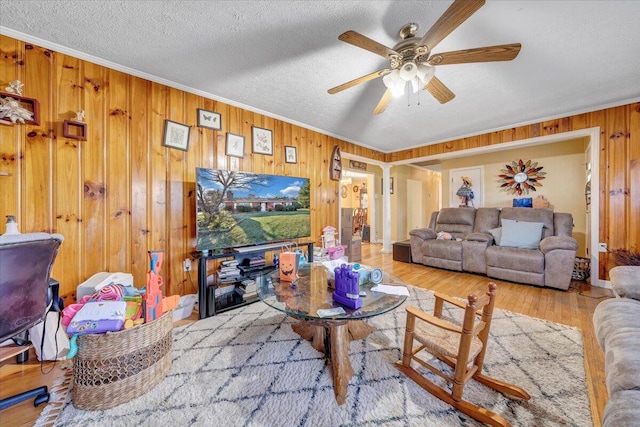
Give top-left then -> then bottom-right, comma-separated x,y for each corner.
0,242 -> 612,426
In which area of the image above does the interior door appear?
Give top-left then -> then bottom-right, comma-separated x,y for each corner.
407,179 -> 423,238
449,166 -> 484,208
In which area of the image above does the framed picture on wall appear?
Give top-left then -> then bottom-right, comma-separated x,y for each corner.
285,146 -> 297,164
162,120 -> 190,151
197,108 -> 221,130
226,133 -> 245,158
252,126 -> 273,155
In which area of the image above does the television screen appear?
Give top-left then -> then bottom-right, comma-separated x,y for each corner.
196,168 -> 311,251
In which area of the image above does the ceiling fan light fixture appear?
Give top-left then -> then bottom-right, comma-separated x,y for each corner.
391,79 -> 405,97
398,61 -> 418,80
382,69 -> 399,87
410,76 -> 421,93
416,63 -> 435,84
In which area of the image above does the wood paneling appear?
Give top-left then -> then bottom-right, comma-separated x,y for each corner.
0,34 -> 385,302
1,32 -> 636,299
389,103 -> 640,278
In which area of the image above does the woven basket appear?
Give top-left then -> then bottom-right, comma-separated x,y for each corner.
72,312 -> 173,410
572,257 -> 591,281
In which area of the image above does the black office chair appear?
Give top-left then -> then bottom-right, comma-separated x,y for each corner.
0,232 -> 64,410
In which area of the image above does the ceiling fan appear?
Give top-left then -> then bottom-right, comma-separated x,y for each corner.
327,0 -> 521,114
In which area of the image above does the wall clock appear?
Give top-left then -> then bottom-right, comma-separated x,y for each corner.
353,185 -> 359,193
498,159 -> 546,195
340,185 -> 348,198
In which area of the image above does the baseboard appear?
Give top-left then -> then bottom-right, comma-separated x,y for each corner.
591,279 -> 611,289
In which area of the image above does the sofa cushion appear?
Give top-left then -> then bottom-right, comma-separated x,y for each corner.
423,240 -> 463,262
473,208 -> 500,233
603,330 -> 640,395
500,219 -> 544,249
435,208 -> 476,239
593,297 -> 640,351
609,266 -> 640,300
603,390 -> 640,427
485,246 -> 544,273
499,207 -> 554,238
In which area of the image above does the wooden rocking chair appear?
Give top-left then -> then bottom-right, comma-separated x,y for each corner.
395,282 -> 531,427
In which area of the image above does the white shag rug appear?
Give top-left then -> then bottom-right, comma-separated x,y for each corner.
45,285 -> 592,426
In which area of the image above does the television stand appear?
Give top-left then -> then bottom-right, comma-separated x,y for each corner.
195,241 -> 314,319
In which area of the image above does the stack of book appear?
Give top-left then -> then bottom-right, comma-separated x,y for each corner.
235,278 -> 258,301
218,259 -> 241,284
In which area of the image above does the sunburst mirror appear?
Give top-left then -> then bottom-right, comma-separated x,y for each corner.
498,159 -> 545,195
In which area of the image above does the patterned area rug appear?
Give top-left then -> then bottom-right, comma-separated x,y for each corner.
48,285 -> 591,426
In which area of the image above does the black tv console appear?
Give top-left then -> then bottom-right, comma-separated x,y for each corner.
193,241 -> 314,319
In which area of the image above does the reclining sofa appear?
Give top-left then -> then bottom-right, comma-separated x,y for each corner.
409,207 -> 578,290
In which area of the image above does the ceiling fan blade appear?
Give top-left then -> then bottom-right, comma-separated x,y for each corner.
328,69 -> 391,94
426,77 -> 455,104
418,0 -> 485,52
429,43 -> 521,66
373,90 -> 392,115
339,30 -> 399,59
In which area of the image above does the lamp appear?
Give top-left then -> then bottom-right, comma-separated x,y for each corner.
383,61 -> 435,97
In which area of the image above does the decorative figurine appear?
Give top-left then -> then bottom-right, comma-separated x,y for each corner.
5,80 -> 24,96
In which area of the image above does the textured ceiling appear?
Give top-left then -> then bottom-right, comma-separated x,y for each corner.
1,1 -> 639,153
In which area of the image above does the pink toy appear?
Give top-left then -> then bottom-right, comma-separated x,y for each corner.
145,251 -> 164,322
62,285 -> 125,326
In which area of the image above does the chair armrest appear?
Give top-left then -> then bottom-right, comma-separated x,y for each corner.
464,232 -> 493,243
406,306 -> 462,334
609,266 -> 640,299
540,235 -> 578,254
434,292 -> 468,310
409,228 -> 437,241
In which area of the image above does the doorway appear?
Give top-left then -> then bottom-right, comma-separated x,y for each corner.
339,169 -> 377,244
406,179 -> 423,238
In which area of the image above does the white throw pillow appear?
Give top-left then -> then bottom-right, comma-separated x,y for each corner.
500,219 -> 544,249
488,227 -> 502,245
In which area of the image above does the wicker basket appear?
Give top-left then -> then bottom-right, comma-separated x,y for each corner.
572,257 -> 591,281
72,312 -> 173,410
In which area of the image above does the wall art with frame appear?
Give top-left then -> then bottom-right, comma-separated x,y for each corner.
226,132 -> 245,158
162,120 -> 190,151
285,146 -> 297,164
252,126 -> 273,155
197,108 -> 221,130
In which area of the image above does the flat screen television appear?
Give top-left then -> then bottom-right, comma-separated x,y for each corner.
196,168 -> 311,251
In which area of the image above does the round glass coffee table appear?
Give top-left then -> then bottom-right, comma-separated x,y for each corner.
258,262 -> 407,404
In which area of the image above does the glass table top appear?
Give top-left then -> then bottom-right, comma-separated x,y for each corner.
257,263 -> 407,321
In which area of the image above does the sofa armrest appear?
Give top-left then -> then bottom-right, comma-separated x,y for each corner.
540,235 -> 578,254
409,228 -> 437,241
464,232 -> 493,244
610,266 -> 640,300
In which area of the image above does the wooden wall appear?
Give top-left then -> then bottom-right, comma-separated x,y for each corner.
0,35 -> 385,302
387,104 -> 640,279
1,33 -> 637,300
